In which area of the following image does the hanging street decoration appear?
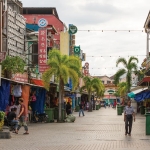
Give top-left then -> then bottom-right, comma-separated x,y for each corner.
78,29 -> 144,32
69,25 -> 78,34
86,55 -> 145,57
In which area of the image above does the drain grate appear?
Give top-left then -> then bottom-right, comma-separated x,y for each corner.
140,139 -> 150,140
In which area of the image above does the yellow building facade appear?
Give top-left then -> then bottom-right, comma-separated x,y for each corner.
60,31 -> 69,55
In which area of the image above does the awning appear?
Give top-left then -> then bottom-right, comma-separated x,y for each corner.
1,77 -> 45,88
138,77 -> 150,86
31,79 -> 44,87
134,90 -> 150,102
128,87 -> 148,98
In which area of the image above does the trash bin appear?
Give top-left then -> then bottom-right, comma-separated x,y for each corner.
121,105 -> 125,114
45,108 -> 54,122
99,104 -> 101,109
75,105 -> 80,112
117,105 -> 122,115
96,105 -> 99,110
54,107 -> 58,120
140,106 -> 145,115
145,112 -> 150,135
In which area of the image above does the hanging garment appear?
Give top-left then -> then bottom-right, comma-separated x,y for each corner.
9,95 -> 14,106
0,80 -> 10,111
13,85 -> 22,97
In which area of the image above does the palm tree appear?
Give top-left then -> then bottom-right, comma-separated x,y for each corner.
80,76 -> 104,111
42,50 -> 81,121
117,82 -> 128,97
114,56 -> 138,93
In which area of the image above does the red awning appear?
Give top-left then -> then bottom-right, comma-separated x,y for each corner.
31,79 -> 44,87
138,77 -> 150,86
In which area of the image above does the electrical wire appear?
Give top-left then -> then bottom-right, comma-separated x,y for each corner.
86,55 -> 146,57
78,30 -> 144,32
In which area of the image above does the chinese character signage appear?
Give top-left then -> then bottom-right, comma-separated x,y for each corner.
39,65 -> 49,73
11,73 -> 28,83
84,62 -> 89,76
38,28 -> 49,73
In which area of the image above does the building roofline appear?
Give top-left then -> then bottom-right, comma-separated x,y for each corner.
23,7 -> 59,19
144,11 -> 150,31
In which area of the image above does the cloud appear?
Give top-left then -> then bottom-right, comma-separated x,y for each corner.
21,0 -> 149,76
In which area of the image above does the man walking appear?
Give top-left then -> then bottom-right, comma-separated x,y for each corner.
16,98 -> 29,134
124,101 -> 135,136
79,102 -> 85,117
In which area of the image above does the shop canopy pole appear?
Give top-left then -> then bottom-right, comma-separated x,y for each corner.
0,65 -> 1,86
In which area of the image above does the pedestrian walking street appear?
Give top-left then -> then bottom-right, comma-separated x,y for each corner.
0,107 -> 150,150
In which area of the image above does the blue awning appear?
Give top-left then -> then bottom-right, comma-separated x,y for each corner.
128,87 -> 148,98
134,90 -> 150,102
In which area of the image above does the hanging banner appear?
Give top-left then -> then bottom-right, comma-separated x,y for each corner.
38,28 -> 49,73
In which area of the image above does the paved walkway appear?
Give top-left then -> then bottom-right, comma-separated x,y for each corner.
0,107 -> 150,150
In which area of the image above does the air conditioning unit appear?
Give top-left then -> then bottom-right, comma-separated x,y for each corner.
2,0 -> 7,12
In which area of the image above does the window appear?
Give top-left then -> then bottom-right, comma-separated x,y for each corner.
102,80 -> 104,84
107,81 -> 111,84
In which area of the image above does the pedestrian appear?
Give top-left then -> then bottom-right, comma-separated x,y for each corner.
79,102 -> 85,117
124,101 -> 135,136
104,101 -> 106,109
66,102 -> 71,115
16,98 -> 29,134
7,108 -> 19,133
114,101 -> 117,109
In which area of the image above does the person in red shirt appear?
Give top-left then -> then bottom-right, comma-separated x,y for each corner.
16,98 -> 29,134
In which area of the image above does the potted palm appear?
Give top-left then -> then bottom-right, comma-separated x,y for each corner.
0,111 -> 5,131
2,56 -> 26,79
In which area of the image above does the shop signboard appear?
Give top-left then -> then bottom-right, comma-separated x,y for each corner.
39,65 -> 49,73
38,28 -> 49,73
0,52 -> 6,62
74,46 -> 80,55
84,62 -> 89,76
38,18 -> 48,28
69,25 -> 78,34
11,73 -> 28,83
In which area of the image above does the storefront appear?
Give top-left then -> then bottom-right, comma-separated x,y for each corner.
0,77 -> 47,122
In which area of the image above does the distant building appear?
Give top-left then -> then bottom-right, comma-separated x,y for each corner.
94,75 -> 117,104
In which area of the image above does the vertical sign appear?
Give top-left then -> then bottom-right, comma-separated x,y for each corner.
84,62 -> 89,76
38,28 -> 49,73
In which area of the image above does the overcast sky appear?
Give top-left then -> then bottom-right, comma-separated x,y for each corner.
22,0 -> 149,77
